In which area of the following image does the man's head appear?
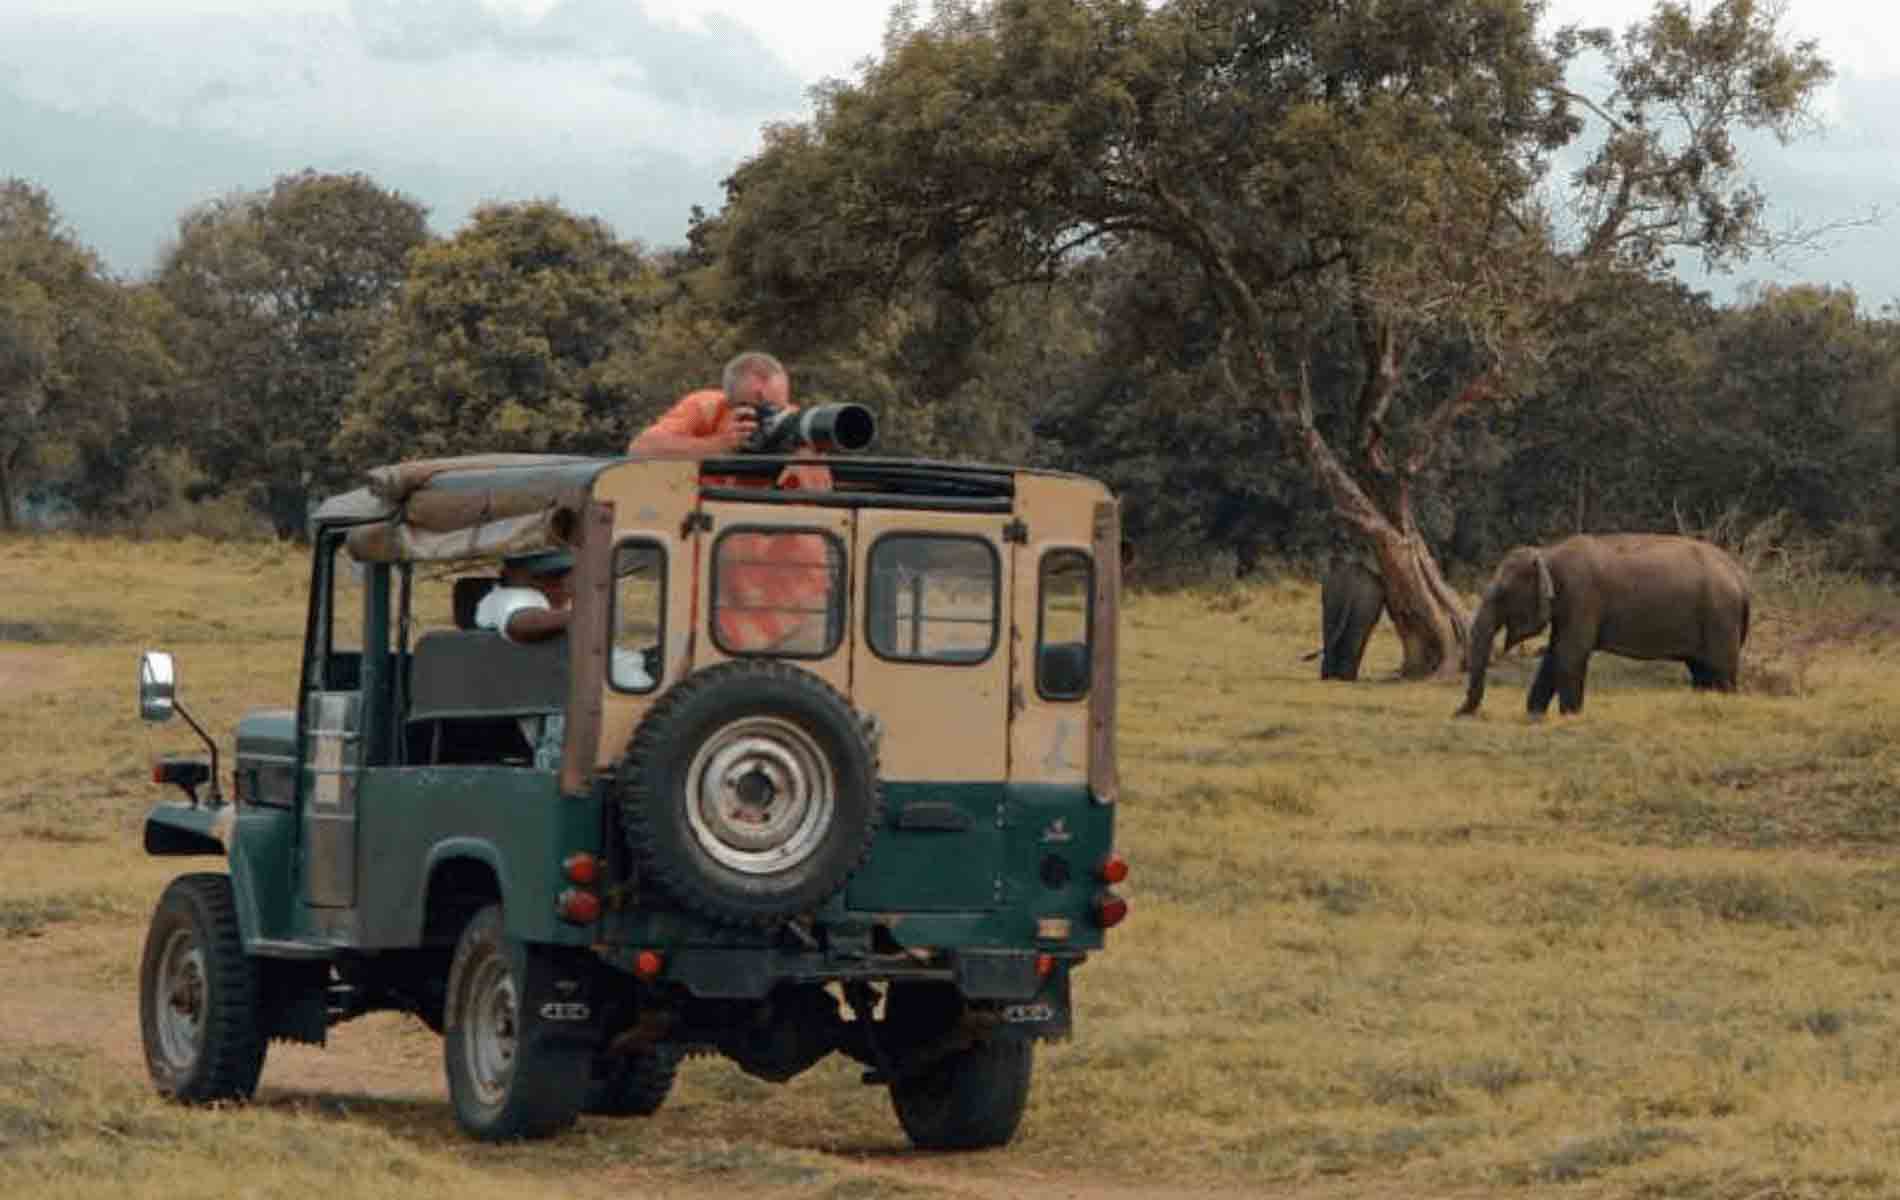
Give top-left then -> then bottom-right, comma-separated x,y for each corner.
502,548 -> 574,606
722,351 -> 790,413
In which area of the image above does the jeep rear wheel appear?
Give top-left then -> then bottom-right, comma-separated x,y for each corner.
617,660 -> 880,927
582,1046 -> 680,1117
890,1036 -> 1034,1151
138,873 -> 267,1104
443,904 -> 588,1141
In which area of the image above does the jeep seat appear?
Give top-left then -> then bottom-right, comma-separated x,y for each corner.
406,629 -> 569,764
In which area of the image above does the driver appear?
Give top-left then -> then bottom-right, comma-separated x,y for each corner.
472,549 -> 575,769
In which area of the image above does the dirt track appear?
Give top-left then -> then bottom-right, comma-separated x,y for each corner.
5,913 -> 1306,1200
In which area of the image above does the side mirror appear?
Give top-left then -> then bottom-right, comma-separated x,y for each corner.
139,651 -> 177,722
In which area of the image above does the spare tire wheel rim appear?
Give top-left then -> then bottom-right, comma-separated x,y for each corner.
685,714 -> 836,875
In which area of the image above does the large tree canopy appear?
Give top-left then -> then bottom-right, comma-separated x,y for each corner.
705,0 -> 1834,676
157,169 -> 430,537
336,200 -> 661,465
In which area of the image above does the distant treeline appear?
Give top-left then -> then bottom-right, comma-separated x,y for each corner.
2,0 -> 1891,590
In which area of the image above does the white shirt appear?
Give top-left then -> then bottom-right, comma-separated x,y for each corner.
474,583 -> 653,689
473,586 -> 551,643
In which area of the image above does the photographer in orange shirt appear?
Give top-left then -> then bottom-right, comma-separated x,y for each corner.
629,352 -> 835,653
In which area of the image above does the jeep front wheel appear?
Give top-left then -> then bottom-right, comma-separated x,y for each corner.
138,872 -> 267,1104
617,660 -> 880,927
443,904 -> 588,1141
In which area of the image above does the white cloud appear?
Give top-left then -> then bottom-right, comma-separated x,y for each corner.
641,0 -> 895,82
4,0 -> 1896,304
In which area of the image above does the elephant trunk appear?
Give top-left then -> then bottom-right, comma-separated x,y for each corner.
1456,594 -> 1500,716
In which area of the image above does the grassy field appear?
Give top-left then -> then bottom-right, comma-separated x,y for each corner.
5,533 -> 1900,1198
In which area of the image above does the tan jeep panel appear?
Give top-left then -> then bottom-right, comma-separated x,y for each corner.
1007,474 -> 1109,786
590,459 -> 704,771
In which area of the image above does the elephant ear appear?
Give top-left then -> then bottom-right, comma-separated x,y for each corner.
1532,551 -> 1554,630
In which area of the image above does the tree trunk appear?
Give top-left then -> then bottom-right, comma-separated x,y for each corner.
1207,282 -> 1473,678
1327,468 -> 1468,679
1256,366 -> 1471,678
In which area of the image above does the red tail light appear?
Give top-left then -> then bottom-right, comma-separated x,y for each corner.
1035,953 -> 1055,979
1093,890 -> 1129,929
563,852 -> 599,885
633,950 -> 664,981
1098,851 -> 1129,885
556,889 -> 601,925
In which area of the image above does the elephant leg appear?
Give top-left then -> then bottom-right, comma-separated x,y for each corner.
1686,658 -> 1717,690
1320,626 -> 1345,679
1526,650 -> 1559,716
1557,654 -> 1589,714
1345,629 -> 1372,680
1708,644 -> 1742,692
1341,600 -> 1381,680
1319,598 -> 1346,679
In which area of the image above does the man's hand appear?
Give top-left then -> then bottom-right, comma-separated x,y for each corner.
717,404 -> 761,453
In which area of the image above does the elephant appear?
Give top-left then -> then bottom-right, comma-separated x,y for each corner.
1318,559 -> 1386,681
1454,533 -> 1751,718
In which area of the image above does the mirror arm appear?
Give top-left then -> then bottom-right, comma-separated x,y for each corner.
172,699 -> 224,807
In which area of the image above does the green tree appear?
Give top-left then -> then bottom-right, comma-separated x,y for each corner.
0,180 -> 172,530
1677,284 -> 1893,533
1485,274 -> 1716,552
158,169 -> 430,537
707,0 -> 1834,676
337,201 -> 662,463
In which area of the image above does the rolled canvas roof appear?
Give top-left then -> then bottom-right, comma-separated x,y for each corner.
315,453 -> 606,564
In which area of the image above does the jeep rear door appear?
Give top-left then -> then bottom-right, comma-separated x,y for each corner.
845,511 -> 1012,912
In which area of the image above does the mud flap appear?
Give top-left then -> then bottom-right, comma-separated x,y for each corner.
987,965 -> 1072,1043
520,945 -> 604,1054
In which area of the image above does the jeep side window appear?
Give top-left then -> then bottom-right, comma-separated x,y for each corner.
319,538 -> 371,691
710,528 -> 844,658
611,541 -> 665,692
865,535 -> 999,664
1037,549 -> 1092,700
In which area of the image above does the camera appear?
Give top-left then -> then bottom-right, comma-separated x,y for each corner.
744,402 -> 878,454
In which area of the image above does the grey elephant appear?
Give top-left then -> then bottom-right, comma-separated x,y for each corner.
1455,533 -> 1751,717
1318,559 -> 1386,681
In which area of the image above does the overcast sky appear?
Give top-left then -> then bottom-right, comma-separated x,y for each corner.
3,0 -> 1897,310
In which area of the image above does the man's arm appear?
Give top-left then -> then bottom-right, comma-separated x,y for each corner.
629,390 -> 757,458
477,587 -> 570,644
504,606 -> 571,643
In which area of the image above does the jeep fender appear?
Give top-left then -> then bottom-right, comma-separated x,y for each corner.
143,804 -> 231,858
417,838 -> 511,944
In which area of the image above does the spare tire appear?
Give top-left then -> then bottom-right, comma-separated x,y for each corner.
616,660 -> 881,926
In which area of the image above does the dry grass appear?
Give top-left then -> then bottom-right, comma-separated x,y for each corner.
7,532 -> 1900,1198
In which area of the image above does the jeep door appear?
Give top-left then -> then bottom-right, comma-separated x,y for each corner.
845,511 -> 1012,912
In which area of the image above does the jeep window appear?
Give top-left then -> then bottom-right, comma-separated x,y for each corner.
710,528 -> 844,658
865,535 -> 999,664
1036,549 -> 1093,700
611,541 -> 665,692
318,537 -> 372,691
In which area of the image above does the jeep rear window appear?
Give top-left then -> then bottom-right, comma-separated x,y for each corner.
865,535 -> 999,664
1037,549 -> 1093,700
710,528 -> 844,658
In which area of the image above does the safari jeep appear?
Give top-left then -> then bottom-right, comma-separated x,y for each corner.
134,444 -> 1127,1146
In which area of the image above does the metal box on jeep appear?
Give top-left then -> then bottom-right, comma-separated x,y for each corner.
134,447 -> 1128,1146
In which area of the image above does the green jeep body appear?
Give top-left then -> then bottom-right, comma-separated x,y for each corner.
135,450 -> 1127,1145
